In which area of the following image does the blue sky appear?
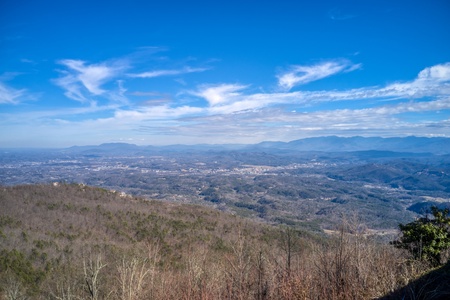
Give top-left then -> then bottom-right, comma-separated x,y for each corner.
1,0 -> 450,147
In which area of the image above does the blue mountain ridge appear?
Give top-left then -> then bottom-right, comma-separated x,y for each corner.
62,136 -> 450,155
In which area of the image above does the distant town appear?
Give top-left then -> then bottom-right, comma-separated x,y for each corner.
2,137 -> 449,231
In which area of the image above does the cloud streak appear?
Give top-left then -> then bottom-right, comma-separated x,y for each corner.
54,59 -> 127,102
134,97 -> 450,143
188,68 -> 449,116
53,53 -> 212,105
3,55 -> 450,147
0,82 -> 26,104
193,84 -> 248,107
277,60 -> 362,90
119,62 -> 450,142
128,66 -> 209,78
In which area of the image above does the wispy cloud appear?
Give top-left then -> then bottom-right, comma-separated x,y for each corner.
193,84 -> 248,106
128,66 -> 209,78
133,62 -> 450,118
4,58 -> 450,146
0,82 -> 26,104
136,97 -> 450,142
53,52 -> 212,104
107,80 -> 129,104
20,58 -> 35,64
53,59 -> 127,102
114,105 -> 204,121
277,60 -> 362,90
275,62 -> 450,104
0,72 -> 27,104
49,61 -> 450,121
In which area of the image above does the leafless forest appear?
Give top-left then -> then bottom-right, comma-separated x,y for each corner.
1,183 -> 449,299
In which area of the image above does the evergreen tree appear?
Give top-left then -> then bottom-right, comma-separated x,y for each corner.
394,206 -> 450,266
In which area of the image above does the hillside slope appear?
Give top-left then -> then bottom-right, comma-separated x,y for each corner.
0,183 -> 445,299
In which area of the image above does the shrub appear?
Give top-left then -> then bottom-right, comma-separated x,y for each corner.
393,206 -> 450,266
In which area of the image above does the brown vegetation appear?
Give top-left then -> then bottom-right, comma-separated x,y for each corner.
0,183 -> 444,299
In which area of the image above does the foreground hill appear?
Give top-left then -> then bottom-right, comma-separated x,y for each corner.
1,183 -> 448,299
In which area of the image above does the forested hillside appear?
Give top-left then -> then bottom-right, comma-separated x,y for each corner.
1,183 -> 448,299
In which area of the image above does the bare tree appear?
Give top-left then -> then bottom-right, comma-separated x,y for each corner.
279,226 -> 302,277
224,226 -> 254,299
143,241 -> 161,299
48,275 -> 81,300
115,242 -> 161,300
3,274 -> 28,300
116,256 -> 150,300
83,254 -> 107,300
46,261 -> 82,300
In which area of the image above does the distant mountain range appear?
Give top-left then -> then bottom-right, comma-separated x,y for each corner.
64,136 -> 450,155
252,136 -> 450,154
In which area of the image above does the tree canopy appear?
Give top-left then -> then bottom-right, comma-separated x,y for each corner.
394,206 -> 450,266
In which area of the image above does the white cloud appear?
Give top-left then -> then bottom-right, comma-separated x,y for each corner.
53,71 -> 87,102
53,54 -> 211,104
0,82 -> 26,104
417,62 -> 450,82
60,59 -> 116,94
54,59 -> 127,102
54,61 -> 450,121
194,84 -> 248,106
275,63 -> 450,104
114,105 -> 204,121
128,66 -> 209,78
277,60 -> 362,90
108,80 -> 128,104
158,97 -> 450,142
5,59 -> 450,147
185,62 -> 450,116
376,64 -> 450,99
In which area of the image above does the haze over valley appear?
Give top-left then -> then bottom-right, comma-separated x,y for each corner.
2,136 -> 449,232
